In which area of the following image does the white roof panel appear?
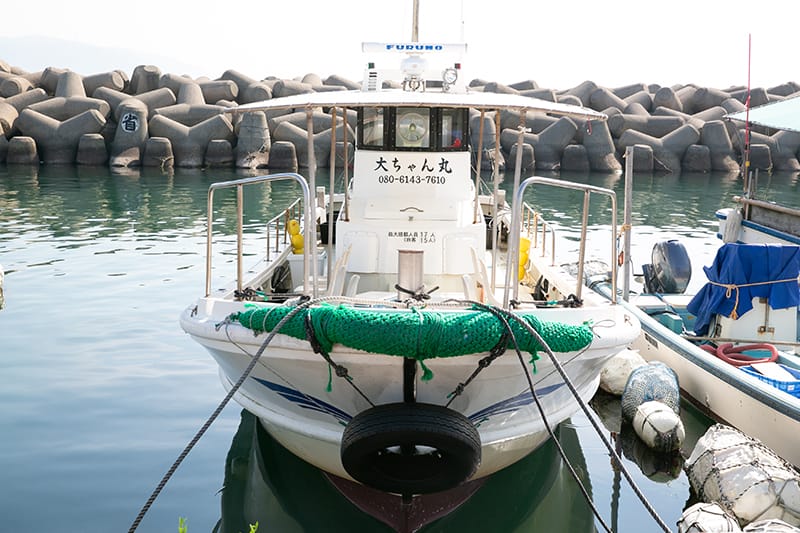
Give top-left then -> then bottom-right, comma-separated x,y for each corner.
225,88 -> 607,121
726,95 -> 800,133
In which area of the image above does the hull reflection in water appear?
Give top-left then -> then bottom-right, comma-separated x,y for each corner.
216,410 -> 596,532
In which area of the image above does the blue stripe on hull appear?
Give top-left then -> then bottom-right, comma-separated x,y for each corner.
251,377 -> 564,424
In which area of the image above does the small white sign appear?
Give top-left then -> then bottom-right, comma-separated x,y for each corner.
120,112 -> 139,133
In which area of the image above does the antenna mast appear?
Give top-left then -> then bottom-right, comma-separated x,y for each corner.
744,33 -> 752,192
411,0 -> 419,42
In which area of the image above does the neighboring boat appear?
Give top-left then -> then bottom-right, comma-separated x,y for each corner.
179,41 -> 640,495
717,95 -> 800,246
575,147 -> 800,467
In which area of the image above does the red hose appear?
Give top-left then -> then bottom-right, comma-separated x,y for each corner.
714,342 -> 778,367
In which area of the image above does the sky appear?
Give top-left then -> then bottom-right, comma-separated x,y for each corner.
0,0 -> 796,91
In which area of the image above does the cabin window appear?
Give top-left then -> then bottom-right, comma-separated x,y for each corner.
361,107 -> 385,147
395,107 -> 430,148
441,108 -> 466,150
357,107 -> 469,151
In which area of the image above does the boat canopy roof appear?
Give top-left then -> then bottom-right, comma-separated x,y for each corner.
725,95 -> 800,133
225,88 -> 607,121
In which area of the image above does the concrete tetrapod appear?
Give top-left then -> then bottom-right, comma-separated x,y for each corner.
499,109 -> 558,136
608,113 -> 684,138
54,71 -> 87,98
38,67 -> 67,93
220,70 -> 272,104
6,136 -> 38,164
28,97 -> 110,122
0,76 -> 34,97
153,83 -> 228,127
16,108 -> 106,164
26,71 -> 111,124
142,137 -> 174,169
581,119 -> 622,172
268,110 -> 352,135
507,143 -> 535,172
618,123 -> 701,173
323,74 -> 360,90
234,111 -> 270,169
82,71 -> 126,97
623,90 -> 654,112
198,80 -> 238,104
0,88 -> 49,135
682,145 -> 712,173
271,121 -> 355,168
267,140 -> 297,170
653,86 -> 683,112
699,120 -> 739,172
743,129 -> 800,171
627,144 -> 655,172
148,113 -> 234,168
271,79 -> 314,98
468,111 -> 502,170
561,144 -> 590,172
76,133 -> 108,166
93,86 -> 176,122
129,65 -> 161,95
589,87 -> 627,112
499,116 -> 577,170
205,139 -> 234,167
110,99 -> 149,167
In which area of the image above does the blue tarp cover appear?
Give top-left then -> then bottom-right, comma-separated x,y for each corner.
687,243 -> 800,336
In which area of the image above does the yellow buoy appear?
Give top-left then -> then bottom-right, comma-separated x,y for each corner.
288,220 -> 303,254
290,233 -> 304,253
518,237 -> 530,280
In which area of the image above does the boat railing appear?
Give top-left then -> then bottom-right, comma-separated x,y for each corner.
736,195 -> 800,220
521,202 -> 556,266
205,173 -> 314,298
507,176 -> 618,306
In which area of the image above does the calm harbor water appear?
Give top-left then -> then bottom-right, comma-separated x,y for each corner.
1,164 -> 798,532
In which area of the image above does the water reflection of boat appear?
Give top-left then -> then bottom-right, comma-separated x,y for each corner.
215,409 -> 595,532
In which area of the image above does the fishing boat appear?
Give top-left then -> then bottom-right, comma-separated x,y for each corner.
179,41 -> 640,495
581,146 -> 800,467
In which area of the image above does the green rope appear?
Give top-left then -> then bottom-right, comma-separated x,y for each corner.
233,303 -> 592,363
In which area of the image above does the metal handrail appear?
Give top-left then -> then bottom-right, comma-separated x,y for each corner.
521,203 -> 556,265
505,176 -> 618,307
735,195 -> 800,218
205,173 -> 313,297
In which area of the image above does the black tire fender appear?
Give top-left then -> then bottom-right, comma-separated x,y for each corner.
340,402 -> 481,494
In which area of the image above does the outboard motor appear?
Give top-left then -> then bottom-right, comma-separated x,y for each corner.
642,240 -> 691,294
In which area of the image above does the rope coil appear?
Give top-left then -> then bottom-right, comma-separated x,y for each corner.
707,276 -> 800,319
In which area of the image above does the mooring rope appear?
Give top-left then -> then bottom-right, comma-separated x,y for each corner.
127,297 -> 319,532
500,305 -> 672,532
455,300 -> 614,533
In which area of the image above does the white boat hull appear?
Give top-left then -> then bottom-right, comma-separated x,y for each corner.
181,299 -> 638,481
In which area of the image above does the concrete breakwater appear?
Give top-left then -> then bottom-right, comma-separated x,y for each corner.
1,59 -> 799,173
